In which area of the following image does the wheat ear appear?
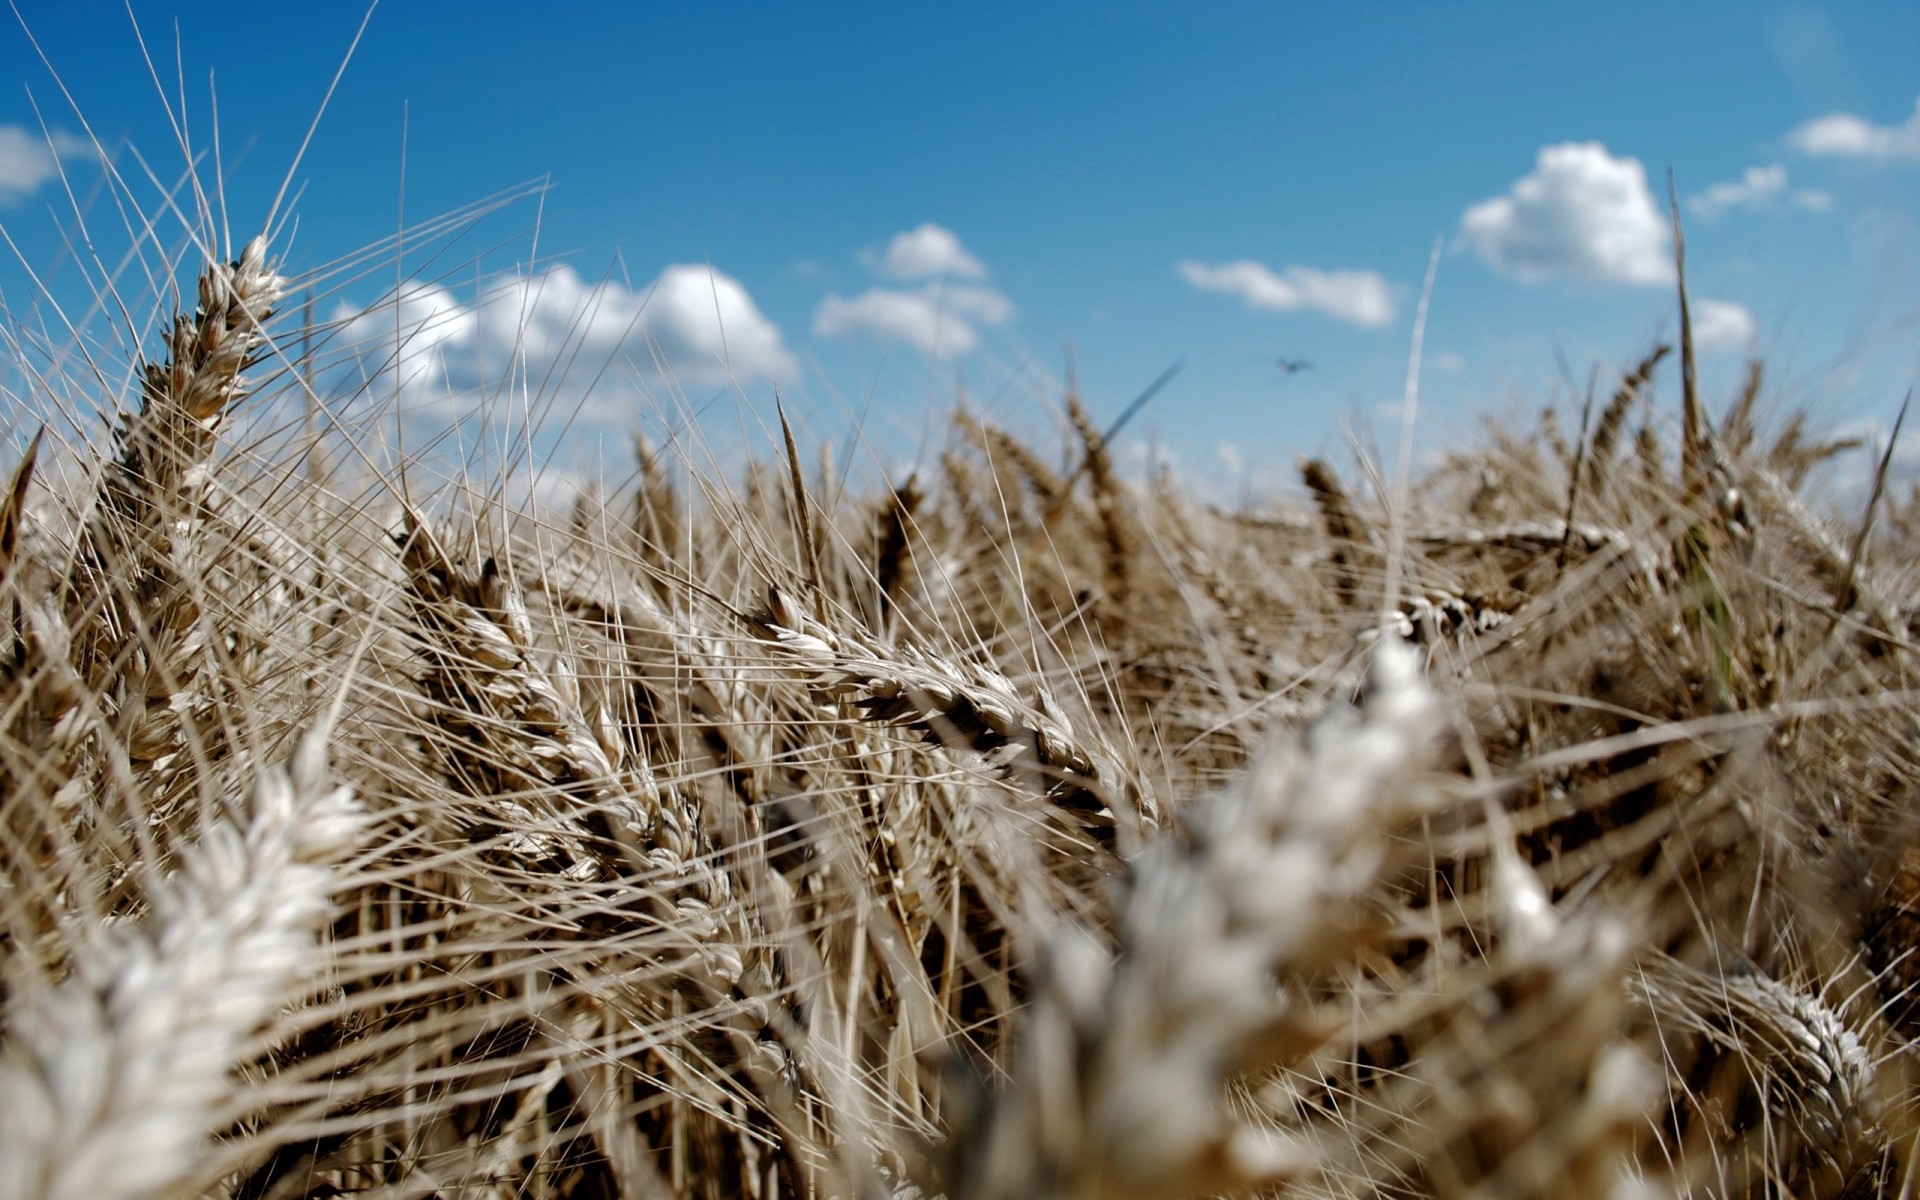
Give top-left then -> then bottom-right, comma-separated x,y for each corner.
396,511 -> 625,876
1587,343 -> 1669,488
943,640 -> 1441,1200
1301,457 -> 1369,606
1061,390 -> 1137,602
394,512 -> 798,1117
55,235 -> 285,815
751,583 -> 1140,835
0,430 -> 40,590
0,725 -> 365,1200
1643,960 -> 1886,1196
66,236 -> 285,674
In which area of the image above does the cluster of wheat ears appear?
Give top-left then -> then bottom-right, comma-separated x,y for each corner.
4,91 -> 1920,1200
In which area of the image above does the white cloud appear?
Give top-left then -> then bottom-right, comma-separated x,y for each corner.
1688,165 -> 1833,219
1176,259 -> 1396,327
1215,440 -> 1244,477
1691,299 -> 1756,352
1460,142 -> 1671,286
337,280 -> 476,396
1432,351 -> 1465,373
0,129 -> 56,196
0,126 -> 96,199
629,264 -> 797,383
1690,164 -> 1787,219
872,223 -> 987,280
335,262 -> 795,400
813,282 -> 1012,355
817,223 -> 1010,355
1787,96 -> 1920,163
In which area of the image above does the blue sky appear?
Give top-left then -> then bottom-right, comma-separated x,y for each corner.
0,2 -> 1916,495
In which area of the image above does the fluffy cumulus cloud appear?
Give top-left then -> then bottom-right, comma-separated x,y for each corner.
872,222 -> 987,280
631,264 -> 796,381
337,281 -> 477,395
0,125 -> 96,200
335,262 -> 795,402
1691,299 -> 1756,352
1176,260 -> 1395,327
1460,142 -> 1670,285
1787,96 -> 1920,163
818,225 -> 1012,355
814,283 -> 1012,355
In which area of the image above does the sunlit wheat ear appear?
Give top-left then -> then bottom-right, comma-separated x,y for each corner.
393,511 -> 756,981
0,725 -> 364,1200
1587,344 -> 1669,488
1643,959 -> 1887,1197
631,432 -> 684,584
871,475 -> 924,628
0,436 -> 80,783
66,235 -> 286,669
55,235 -> 286,798
963,414 -> 1067,523
387,512 -> 801,1186
394,508 -> 624,882
1061,390 -> 1136,598
398,513 -> 654,845
943,639 -> 1441,1200
750,582 -> 1148,837
0,430 -> 40,588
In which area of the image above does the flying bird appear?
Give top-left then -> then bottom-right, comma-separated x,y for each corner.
1276,358 -> 1313,375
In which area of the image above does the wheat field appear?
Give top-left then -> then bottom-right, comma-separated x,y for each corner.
3,75 -> 1920,1200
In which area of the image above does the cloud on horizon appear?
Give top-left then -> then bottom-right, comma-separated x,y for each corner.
334,261 -> 797,408
1176,259 -> 1396,327
1787,96 -> 1920,163
1460,142 -> 1670,285
814,283 -> 1013,355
